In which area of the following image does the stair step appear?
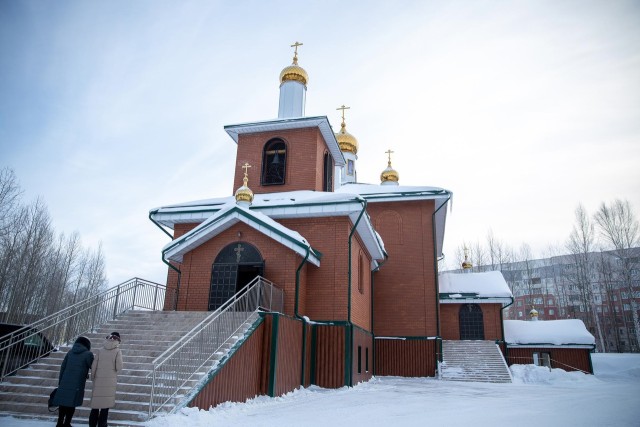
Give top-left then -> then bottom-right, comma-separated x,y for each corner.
440,340 -> 512,384
0,309 -> 260,425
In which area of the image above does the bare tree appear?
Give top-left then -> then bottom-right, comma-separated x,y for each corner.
566,204 -> 605,351
594,199 -> 640,351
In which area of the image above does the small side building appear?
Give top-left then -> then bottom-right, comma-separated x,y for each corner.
503,317 -> 596,374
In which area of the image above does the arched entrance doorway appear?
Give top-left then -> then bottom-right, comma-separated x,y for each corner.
208,242 -> 264,311
459,304 -> 484,340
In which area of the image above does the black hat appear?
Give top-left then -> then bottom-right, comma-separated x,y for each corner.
108,332 -> 121,342
75,336 -> 91,351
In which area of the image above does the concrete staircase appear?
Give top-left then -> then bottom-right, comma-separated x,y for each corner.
0,309 -> 259,425
440,340 -> 512,383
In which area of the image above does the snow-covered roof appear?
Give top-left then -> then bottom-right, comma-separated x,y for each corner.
162,203 -> 321,266
439,271 -> 513,303
151,191 -> 386,268
504,319 -> 596,347
224,116 -> 346,166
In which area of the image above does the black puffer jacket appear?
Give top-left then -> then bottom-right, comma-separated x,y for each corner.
52,337 -> 94,407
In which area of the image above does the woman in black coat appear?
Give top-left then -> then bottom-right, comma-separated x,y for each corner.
52,336 -> 94,427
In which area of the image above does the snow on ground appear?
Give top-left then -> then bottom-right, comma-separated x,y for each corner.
2,353 -> 639,427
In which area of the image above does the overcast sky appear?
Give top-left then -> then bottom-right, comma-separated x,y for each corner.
1,0 -> 639,286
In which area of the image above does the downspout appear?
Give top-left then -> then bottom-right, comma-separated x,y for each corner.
347,197 -> 367,387
161,249 -> 182,311
150,211 -> 182,311
432,193 -> 451,341
500,297 -> 515,363
295,246 -> 311,387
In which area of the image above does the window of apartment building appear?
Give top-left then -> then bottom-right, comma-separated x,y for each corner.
597,306 -> 602,312
624,304 -> 631,310
615,306 -> 621,312
531,278 -> 541,285
539,309 -> 545,315
517,300 -> 523,307
518,311 -> 523,318
548,299 -> 554,305
549,309 -> 555,315
534,297 -> 543,305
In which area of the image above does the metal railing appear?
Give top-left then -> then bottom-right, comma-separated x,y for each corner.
148,276 -> 283,418
0,277 -> 172,381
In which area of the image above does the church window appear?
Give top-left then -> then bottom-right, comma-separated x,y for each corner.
323,151 -> 333,191
357,345 -> 362,374
261,139 -> 287,185
347,159 -> 354,176
358,252 -> 365,294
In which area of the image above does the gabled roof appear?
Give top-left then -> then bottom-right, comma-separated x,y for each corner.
162,203 -> 321,266
224,116 -> 346,166
439,271 -> 513,305
151,191 -> 387,269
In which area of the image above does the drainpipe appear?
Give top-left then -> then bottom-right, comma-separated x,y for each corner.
432,193 -> 451,341
161,249 -> 182,311
150,211 -> 182,311
295,246 -> 311,387
347,197 -> 367,387
500,297 -> 515,363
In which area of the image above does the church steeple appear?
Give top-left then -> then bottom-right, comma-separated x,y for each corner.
278,42 -> 308,118
335,105 -> 358,185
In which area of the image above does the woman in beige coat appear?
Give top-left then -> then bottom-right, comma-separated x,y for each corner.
89,332 -> 123,427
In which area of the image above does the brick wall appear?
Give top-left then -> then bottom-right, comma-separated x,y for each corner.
440,303 -> 505,340
232,128 -> 332,194
368,200 -> 438,336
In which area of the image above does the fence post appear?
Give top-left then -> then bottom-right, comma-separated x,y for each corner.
132,279 -> 139,310
112,285 -> 121,320
153,284 -> 159,310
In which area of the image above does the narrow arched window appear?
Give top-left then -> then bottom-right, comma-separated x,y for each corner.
323,151 -> 333,191
261,139 -> 287,185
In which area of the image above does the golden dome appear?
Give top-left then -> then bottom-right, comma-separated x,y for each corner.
462,247 -> 473,270
280,63 -> 308,86
529,307 -> 539,318
380,150 -> 399,184
336,122 -> 359,154
380,165 -> 399,184
235,163 -> 254,205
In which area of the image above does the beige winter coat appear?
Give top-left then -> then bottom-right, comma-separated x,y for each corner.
90,338 -> 123,409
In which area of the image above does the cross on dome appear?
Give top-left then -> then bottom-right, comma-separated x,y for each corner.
291,41 -> 303,64
337,104 -> 350,126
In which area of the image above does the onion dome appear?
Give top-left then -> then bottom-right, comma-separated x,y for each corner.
380,149 -> 399,185
462,247 -> 473,270
335,115 -> 358,155
280,42 -> 308,86
529,307 -> 539,320
235,163 -> 254,206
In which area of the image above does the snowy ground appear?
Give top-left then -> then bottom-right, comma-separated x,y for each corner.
2,353 -> 639,427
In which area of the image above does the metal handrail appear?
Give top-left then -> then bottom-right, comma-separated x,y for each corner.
0,277 -> 172,381
148,276 -> 283,418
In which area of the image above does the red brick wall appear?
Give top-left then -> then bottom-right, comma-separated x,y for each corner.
233,128 -> 330,194
369,200 -> 438,336
279,217 -> 351,322
167,222 -> 302,315
440,303 -> 504,340
352,327 -> 373,384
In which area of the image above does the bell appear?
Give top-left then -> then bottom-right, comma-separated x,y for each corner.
272,152 -> 280,165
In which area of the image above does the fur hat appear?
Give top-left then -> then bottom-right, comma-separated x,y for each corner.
75,336 -> 91,351
109,331 -> 121,342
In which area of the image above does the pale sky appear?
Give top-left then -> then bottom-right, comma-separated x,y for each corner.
1,0 -> 639,286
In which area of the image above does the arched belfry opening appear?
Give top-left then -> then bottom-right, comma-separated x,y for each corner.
459,304 -> 484,340
208,242 -> 264,311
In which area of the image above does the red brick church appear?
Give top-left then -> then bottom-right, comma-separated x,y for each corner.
148,44 -> 514,403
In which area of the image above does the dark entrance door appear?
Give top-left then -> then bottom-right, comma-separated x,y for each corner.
459,304 -> 484,340
208,242 -> 264,311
